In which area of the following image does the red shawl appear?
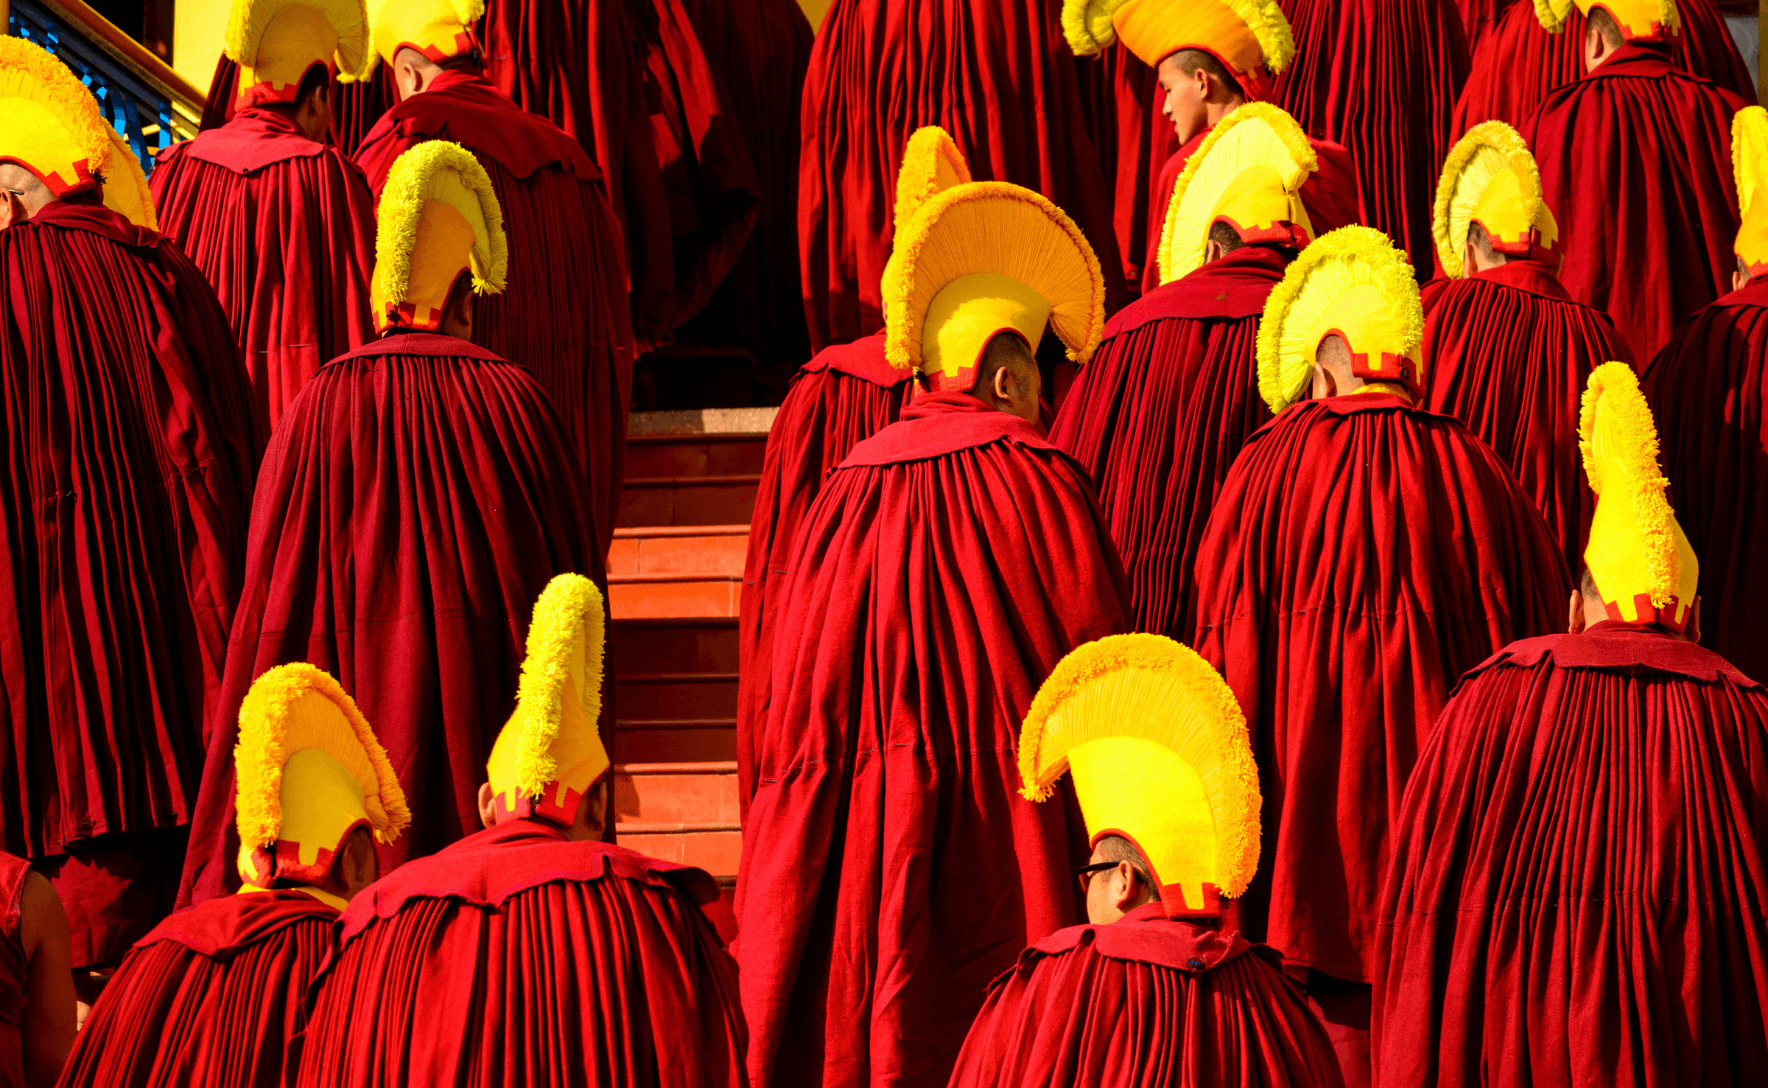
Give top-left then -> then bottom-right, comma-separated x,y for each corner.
198,56 -> 399,158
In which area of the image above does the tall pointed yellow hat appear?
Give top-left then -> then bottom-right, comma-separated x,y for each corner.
1063,0 -> 1293,101
367,0 -> 482,69
1535,0 -> 1681,41
235,664 -> 410,894
893,126 -> 973,241
1434,122 -> 1561,279
0,37 -> 112,199
371,140 -> 507,334
486,574 -> 609,827
1020,634 -> 1260,918
227,0 -> 370,108
1733,107 -> 1768,281
100,128 -> 158,231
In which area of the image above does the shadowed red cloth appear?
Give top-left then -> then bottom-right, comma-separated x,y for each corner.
1641,279 -> 1768,683
735,392 -> 1129,1088
1049,245 -> 1288,643
1520,43 -> 1747,361
199,57 -> 400,158
1076,45 -> 1179,294
355,69 -> 636,557
0,853 -> 28,1087
948,903 -> 1345,1088
150,107 -> 377,440
293,819 -> 744,1087
56,890 -> 335,1087
1421,260 -> 1630,574
175,332 -> 600,908
735,332 -> 912,814
1375,623 -> 1768,1087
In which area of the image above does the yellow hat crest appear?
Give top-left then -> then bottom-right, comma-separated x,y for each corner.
1256,225 -> 1423,414
100,128 -> 158,231
893,126 -> 973,241
234,663 -> 410,891
1733,107 -> 1768,279
1535,0 -> 1680,40
1020,634 -> 1260,917
0,37 -> 111,198
1063,0 -> 1292,100
487,574 -> 609,827
1579,363 -> 1698,631
367,0 -> 482,69
226,0 -> 370,108
1159,102 -> 1317,285
1434,122 -> 1560,279
371,140 -> 507,334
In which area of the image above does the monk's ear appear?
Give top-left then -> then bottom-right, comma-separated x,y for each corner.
1567,589 -> 1586,635
1686,598 -> 1701,644
477,782 -> 496,829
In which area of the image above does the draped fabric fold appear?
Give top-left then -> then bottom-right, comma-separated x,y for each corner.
1075,44 -> 1178,295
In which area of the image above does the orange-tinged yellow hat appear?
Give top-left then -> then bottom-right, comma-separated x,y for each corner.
1580,362 -> 1698,631
487,574 -> 609,827
370,140 -> 507,333
367,0 -> 482,69
1159,102 -> 1317,285
893,126 -> 972,241
1733,107 -> 1768,279
1535,0 -> 1680,41
235,664 -> 410,893
0,37 -> 111,198
1434,122 -> 1560,278
227,0 -> 369,108
100,127 -> 158,230
1020,634 -> 1260,918
1064,0 -> 1293,100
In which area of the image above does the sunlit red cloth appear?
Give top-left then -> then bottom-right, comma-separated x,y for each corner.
293,818 -> 744,1087
56,890 -> 335,1087
735,391 -> 1129,1088
1376,622 -> 1768,1087
198,56 -> 399,159
176,332 -> 600,908
0,853 -> 28,1087
1420,259 -> 1630,574
1075,45 -> 1179,294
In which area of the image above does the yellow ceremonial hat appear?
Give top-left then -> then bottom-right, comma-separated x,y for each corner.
1434,121 -> 1560,279
0,37 -> 112,199
1020,634 -> 1260,918
883,181 -> 1104,393
1535,0 -> 1681,41
893,126 -> 973,241
100,127 -> 158,230
1580,363 -> 1698,631
370,140 -> 507,334
1733,107 -> 1768,279
486,574 -> 610,827
367,0 -> 481,69
227,0 -> 370,108
1256,224 -> 1423,414
1063,0 -> 1293,101
235,663 -> 410,892
1159,101 -> 1317,285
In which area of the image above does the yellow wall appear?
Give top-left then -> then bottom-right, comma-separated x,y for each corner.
172,0 -> 228,90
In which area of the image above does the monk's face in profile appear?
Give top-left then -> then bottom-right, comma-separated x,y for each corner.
1157,53 -> 1211,145
0,163 -> 56,225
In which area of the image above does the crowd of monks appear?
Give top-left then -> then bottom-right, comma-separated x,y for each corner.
2,0 -> 1768,1083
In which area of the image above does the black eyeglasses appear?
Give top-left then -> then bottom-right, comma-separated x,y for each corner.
1073,860 -> 1146,895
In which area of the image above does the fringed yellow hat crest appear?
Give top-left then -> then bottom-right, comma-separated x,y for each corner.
1733,107 -> 1768,280
100,128 -> 157,230
367,0 -> 483,69
487,574 -> 609,827
893,126 -> 972,240
1159,102 -> 1317,285
234,663 -> 410,892
1020,634 -> 1260,918
226,0 -> 370,109
1256,225 -> 1423,414
1063,0 -> 1292,100
0,37 -> 111,198
1579,362 -> 1698,631
1535,0 -> 1680,40
1434,122 -> 1560,279
371,140 -> 507,334
883,181 -> 1104,392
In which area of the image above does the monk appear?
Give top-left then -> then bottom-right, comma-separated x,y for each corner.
177,143 -> 600,906
1520,0 -> 1748,359
1422,121 -> 1629,573
150,0 -> 377,437
737,178 -> 1129,1088
60,665 -> 408,1088
1378,362 -> 1768,1086
0,852 -> 73,1088
356,0 -> 635,554
1189,226 -> 1569,1087
948,634 -> 1343,1087
296,575 -> 745,1087
0,38 -> 256,970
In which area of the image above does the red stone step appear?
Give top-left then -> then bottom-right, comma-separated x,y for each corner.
613,761 -> 739,826
617,828 -> 743,880
624,431 -> 768,481
610,618 -> 738,676
615,671 -> 737,719
616,475 -> 760,528
613,721 -> 736,763
607,525 -> 747,577
607,573 -> 742,619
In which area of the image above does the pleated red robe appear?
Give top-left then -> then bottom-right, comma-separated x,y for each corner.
1641,279 -> 1768,684
293,819 -> 744,1088
150,107 -> 377,440
1376,623 -> 1768,1087
355,69 -> 635,557
735,392 -> 1129,1088
56,889 -> 335,1087
175,332 -> 599,907
1421,260 -> 1630,575
1520,43 -> 1747,361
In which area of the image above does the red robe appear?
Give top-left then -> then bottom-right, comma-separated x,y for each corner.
1075,44 -> 1179,294
948,903 -> 1345,1088
150,106 -> 377,439
1376,623 -> 1768,1087
293,819 -> 744,1087
0,199 -> 255,966
355,69 -> 635,557
1520,43 -> 1747,360
198,56 -> 399,161
1420,259 -> 1630,575
1641,279 -> 1768,683
56,890 -> 336,1087
176,332 -> 599,907
0,853 -> 28,1088
1049,245 -> 1287,643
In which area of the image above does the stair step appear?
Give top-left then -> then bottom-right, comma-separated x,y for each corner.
616,828 -> 742,879
608,574 -> 742,619
611,618 -> 739,675
614,761 -> 739,826
624,432 -> 769,481
614,719 -> 737,763
607,525 -> 748,577
617,475 -> 761,529
616,672 -> 738,719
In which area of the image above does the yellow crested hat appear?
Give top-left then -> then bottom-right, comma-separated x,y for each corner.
235,664 -> 410,893
1733,107 -> 1768,279
1020,634 -> 1260,918
893,126 -> 973,241
368,0 -> 482,69
1063,0 -> 1293,101
227,0 -> 370,108
1434,121 -> 1560,278
883,181 -> 1104,393
371,140 -> 507,334
487,574 -> 609,827
1256,224 -> 1423,414
1580,363 -> 1698,631
0,37 -> 112,198
101,128 -> 158,230
1159,102 -> 1317,285
1535,0 -> 1680,41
